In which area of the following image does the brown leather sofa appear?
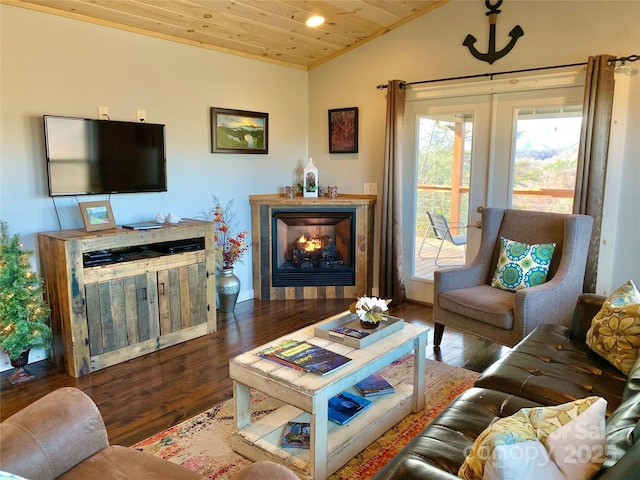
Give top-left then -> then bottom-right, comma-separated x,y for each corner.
374,294 -> 640,480
0,387 -> 298,480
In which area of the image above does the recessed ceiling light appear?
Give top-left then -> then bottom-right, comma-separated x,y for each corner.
305,15 -> 325,28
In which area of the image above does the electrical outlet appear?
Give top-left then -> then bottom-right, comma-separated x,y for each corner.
98,106 -> 109,119
364,183 -> 377,194
137,109 -> 146,122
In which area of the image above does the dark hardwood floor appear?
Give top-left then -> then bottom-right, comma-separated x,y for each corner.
0,298 -> 509,447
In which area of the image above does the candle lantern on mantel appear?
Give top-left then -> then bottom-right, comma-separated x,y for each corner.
303,158 -> 318,198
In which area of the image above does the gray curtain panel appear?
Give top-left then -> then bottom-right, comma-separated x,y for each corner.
574,54 -> 616,293
379,80 -> 406,303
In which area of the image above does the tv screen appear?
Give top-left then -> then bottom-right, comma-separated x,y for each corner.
44,115 -> 167,196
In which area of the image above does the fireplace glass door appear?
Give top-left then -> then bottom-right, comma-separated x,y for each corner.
272,209 -> 355,287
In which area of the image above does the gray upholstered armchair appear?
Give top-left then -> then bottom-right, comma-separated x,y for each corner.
433,207 -> 593,347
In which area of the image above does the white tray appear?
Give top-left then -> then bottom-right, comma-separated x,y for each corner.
314,311 -> 404,349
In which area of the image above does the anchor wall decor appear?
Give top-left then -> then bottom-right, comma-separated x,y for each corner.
463,0 -> 524,65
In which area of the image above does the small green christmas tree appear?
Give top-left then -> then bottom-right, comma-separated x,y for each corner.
0,221 -> 51,360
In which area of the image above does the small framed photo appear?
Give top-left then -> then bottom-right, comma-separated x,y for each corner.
211,107 -> 269,154
78,201 -> 116,232
329,107 -> 358,153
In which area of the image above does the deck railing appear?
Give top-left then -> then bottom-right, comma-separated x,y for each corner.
417,184 -> 574,220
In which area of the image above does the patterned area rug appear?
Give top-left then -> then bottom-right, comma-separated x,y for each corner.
134,357 -> 478,479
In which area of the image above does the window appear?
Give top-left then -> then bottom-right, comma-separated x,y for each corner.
415,114 -> 471,270
403,75 -> 585,302
511,107 -> 582,213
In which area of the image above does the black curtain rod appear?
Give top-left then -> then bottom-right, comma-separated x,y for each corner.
376,55 -> 639,90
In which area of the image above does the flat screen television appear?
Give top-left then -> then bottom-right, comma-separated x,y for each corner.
44,115 -> 167,196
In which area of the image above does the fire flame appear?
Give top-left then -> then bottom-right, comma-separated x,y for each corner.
297,235 -> 324,252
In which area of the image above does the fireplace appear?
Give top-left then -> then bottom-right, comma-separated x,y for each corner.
250,194 -> 376,300
272,209 -> 355,287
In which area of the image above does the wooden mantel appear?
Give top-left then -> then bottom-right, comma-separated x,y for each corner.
249,194 -> 376,300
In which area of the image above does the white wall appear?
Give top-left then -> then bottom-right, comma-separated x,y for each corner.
308,0 -> 640,295
0,4 -> 308,288
0,4 -> 308,368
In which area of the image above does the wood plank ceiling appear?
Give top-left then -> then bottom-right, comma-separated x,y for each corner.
5,0 -> 449,70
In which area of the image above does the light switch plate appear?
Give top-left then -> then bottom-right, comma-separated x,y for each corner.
364,183 -> 378,194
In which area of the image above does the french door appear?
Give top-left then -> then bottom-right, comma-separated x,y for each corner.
403,77 -> 585,304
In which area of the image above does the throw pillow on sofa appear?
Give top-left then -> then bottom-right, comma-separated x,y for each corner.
586,280 -> 640,375
458,396 -> 607,480
490,237 -> 556,292
538,397 -> 607,479
482,440 -> 564,480
458,410 -> 543,480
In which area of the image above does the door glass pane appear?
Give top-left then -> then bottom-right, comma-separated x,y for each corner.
512,107 -> 582,213
414,114 -> 472,279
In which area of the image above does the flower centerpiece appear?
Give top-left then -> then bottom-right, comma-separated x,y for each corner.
349,296 -> 392,329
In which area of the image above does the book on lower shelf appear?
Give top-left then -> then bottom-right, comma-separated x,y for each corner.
328,391 -> 372,425
272,340 -> 352,376
281,422 -> 311,449
354,373 -> 396,397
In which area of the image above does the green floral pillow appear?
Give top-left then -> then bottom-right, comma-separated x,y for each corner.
491,237 -> 556,292
586,280 -> 640,374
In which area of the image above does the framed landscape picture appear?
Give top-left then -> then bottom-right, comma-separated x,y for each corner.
329,107 -> 358,153
78,200 -> 116,232
211,107 -> 269,154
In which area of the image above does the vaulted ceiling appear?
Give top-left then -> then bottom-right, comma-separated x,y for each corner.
5,0 -> 449,69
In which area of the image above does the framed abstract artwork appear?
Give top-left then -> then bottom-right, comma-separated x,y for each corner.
211,107 -> 269,154
329,107 -> 358,153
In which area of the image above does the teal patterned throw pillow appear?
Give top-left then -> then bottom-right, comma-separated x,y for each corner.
491,237 -> 556,292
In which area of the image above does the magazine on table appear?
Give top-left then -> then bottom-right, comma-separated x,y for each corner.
281,421 -> 311,448
273,341 -> 352,376
355,373 -> 396,397
328,391 -> 372,425
258,339 -> 306,371
328,326 -> 370,339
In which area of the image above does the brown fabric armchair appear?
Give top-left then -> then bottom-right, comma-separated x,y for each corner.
433,207 -> 593,347
0,387 -> 298,480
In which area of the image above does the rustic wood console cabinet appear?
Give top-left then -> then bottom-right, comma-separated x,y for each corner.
37,219 -> 216,377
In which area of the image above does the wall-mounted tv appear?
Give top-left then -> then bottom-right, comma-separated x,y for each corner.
44,115 -> 167,196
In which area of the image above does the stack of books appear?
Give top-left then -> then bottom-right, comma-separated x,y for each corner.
259,339 -> 352,376
280,383 -> 391,448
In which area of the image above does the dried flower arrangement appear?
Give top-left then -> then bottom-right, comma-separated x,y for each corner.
201,195 -> 250,270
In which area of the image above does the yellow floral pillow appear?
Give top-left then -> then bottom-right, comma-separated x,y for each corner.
458,396 -> 607,480
525,397 -> 607,480
586,280 -> 640,374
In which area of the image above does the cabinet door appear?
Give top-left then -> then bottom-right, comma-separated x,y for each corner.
157,262 -> 207,336
85,273 -> 159,356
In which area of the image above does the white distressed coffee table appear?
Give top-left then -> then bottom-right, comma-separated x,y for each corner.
229,311 -> 429,480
